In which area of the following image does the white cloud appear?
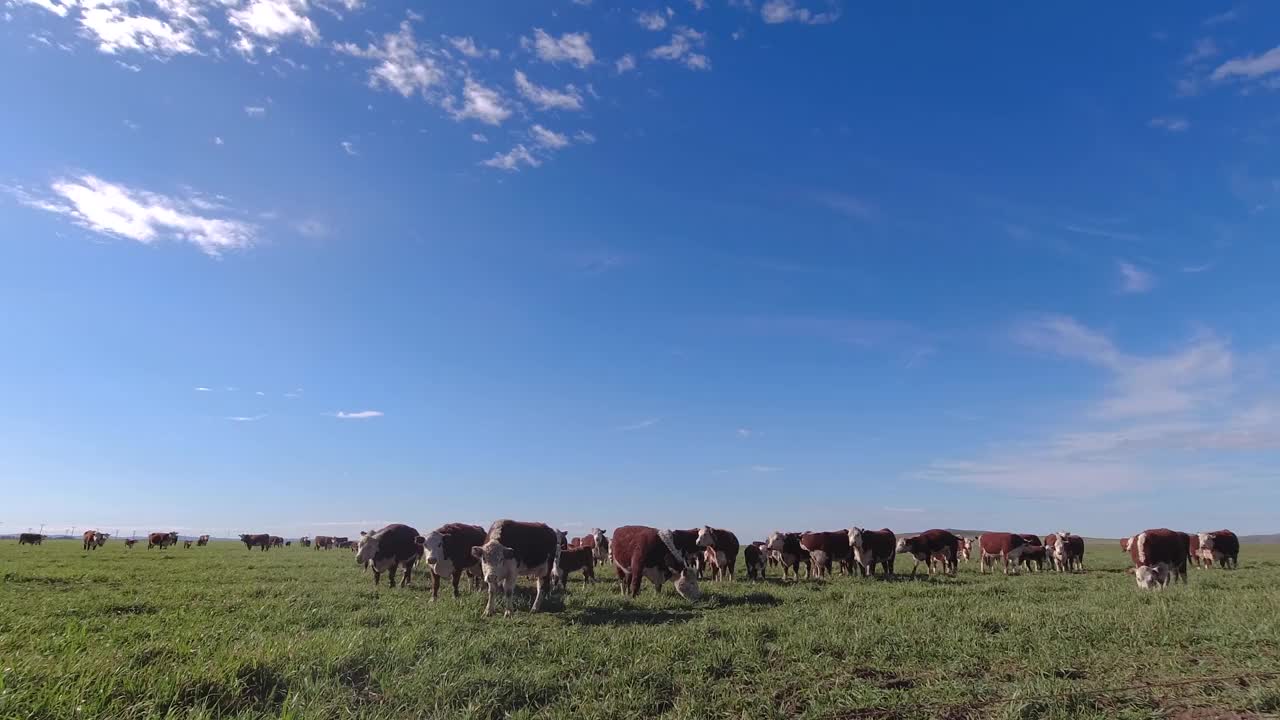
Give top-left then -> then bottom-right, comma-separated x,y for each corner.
530,124 -> 569,149
750,465 -> 781,473
116,60 -> 142,71
244,105 -> 266,116
649,27 -> 710,70
482,144 -> 541,171
15,0 -> 71,17
255,391 -> 265,396
513,70 -> 584,111
1148,116 -> 1189,132
78,4 -> 198,56
340,140 -> 357,155
760,0 -> 839,25
637,10 -> 667,31
615,53 -> 637,73
573,130 -> 596,144
1203,8 -> 1239,26
816,192 -> 875,220
228,0 -> 318,48
1117,260 -> 1155,294
617,417 -> 659,431
1212,45 -> 1280,81
446,78 -> 510,125
689,0 -> 707,9
1184,37 -> 1218,65
445,34 -> 497,59
226,414 -> 267,422
336,21 -> 445,98
471,132 -> 488,142
194,386 -> 213,391
213,136 -> 224,145
1182,262 -> 1213,274
331,410 -> 383,419
522,28 -> 595,69
736,428 -> 753,437
11,175 -> 255,256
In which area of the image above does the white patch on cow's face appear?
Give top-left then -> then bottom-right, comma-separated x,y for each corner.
895,538 -> 909,554
591,528 -> 606,547
1198,532 -> 1214,552
474,541 -> 517,589
1135,564 -> 1170,590
766,532 -> 786,553
696,526 -> 714,548
421,531 -> 449,572
674,570 -> 701,601
847,528 -> 864,550
355,532 -> 379,565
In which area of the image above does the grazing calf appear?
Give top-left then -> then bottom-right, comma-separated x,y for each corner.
809,550 -> 832,578
957,537 -> 974,563
355,524 -> 425,588
196,535 -> 209,547
801,531 -> 852,575
896,530 -> 961,577
744,543 -> 766,580
124,538 -> 137,549
610,525 -> 701,601
554,546 -> 597,587
1198,530 -> 1240,570
848,528 -> 896,578
471,519 -> 560,617
977,533 -> 1029,575
421,523 -> 487,600
1128,528 -> 1190,589
18,533 -> 43,546
149,532 -> 179,550
695,526 -> 740,581
765,532 -> 811,581
239,533 -> 271,551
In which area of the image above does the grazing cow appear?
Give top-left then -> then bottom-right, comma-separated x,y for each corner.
695,526 -> 740,581
1049,532 -> 1086,572
148,531 -> 179,550
471,519 -> 561,617
334,537 -> 350,549
239,533 -> 271,551
421,523 -> 487,601
800,531 -> 853,575
609,525 -> 701,602
95,532 -> 109,548
765,532 -> 811,580
1198,530 -> 1240,570
314,536 -> 334,550
896,529 -> 961,577
83,530 -> 100,551
554,546 -> 597,587
744,543 -> 767,581
299,536 -> 311,548
197,535 -> 209,547
355,524 -> 424,588
18,533 -> 43,546
957,537 -> 974,562
977,533 -> 1029,575
1120,536 -> 1131,552
847,527 -> 896,578
1128,528 -> 1190,589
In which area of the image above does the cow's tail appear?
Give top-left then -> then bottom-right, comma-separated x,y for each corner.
658,529 -> 686,570
1136,532 -> 1149,566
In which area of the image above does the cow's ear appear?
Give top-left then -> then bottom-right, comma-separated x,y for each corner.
470,546 -> 484,559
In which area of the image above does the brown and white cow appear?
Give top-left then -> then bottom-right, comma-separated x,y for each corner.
977,532 -> 1029,575
956,537 -> 974,563
1049,532 -> 1085,572
124,538 -> 137,548
298,536 -> 311,548
744,542 -> 767,580
313,535 -> 335,550
554,546 -> 597,587
1186,533 -> 1202,569
83,530 -> 100,551
1198,530 -> 1240,570
572,528 -> 609,565
149,531 -> 179,549
471,519 -> 561,617
896,529 -> 961,577
18,533 -> 43,546
695,526 -> 740,581
355,524 -> 425,588
809,550 -> 833,578
270,535 -> 284,548
801,531 -> 852,576
421,523 -> 487,600
609,525 -> 701,601
847,527 -> 896,578
765,532 -> 811,581
239,533 -> 271,551
1128,528 -> 1190,589
196,535 -> 209,547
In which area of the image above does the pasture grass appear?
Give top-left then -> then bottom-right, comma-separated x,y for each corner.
1,540 -> 1278,719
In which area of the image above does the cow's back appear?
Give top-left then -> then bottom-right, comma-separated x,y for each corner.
489,519 -> 557,569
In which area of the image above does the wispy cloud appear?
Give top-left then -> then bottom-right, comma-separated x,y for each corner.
514,70 -> 584,111
816,192 -> 875,220
736,428 -> 754,438
1203,8 -> 1240,26
445,78 -> 511,125
1063,224 -> 1141,242
615,54 -> 637,74
445,35 -> 498,60
1183,37 -> 1218,65
636,10 -> 668,31
1148,116 -> 1189,133
194,386 -> 213,392
760,0 -> 839,25
1182,262 -> 1214,274
331,410 -> 384,419
1212,45 -> 1280,81
340,140 -> 358,155
336,22 -> 445,98
1117,260 -> 1155,294
226,414 -> 267,422
522,28 -> 595,69
617,417 -> 659,431
750,464 -> 781,473
649,27 -> 710,70
482,144 -> 541,172
244,105 -> 266,117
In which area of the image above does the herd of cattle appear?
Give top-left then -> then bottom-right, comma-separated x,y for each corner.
17,523 -> 1243,612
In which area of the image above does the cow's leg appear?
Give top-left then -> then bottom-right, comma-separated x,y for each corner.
401,564 -> 413,588
373,570 -> 382,586
482,579 -> 498,616
628,559 -> 645,597
451,570 -> 463,598
430,572 -> 441,600
386,567 -> 398,588
503,578 -> 516,617
532,573 -> 549,612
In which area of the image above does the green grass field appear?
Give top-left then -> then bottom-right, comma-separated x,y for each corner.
2,539 -> 1278,719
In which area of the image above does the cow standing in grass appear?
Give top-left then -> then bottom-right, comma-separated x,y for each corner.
18,533 -> 43,546
149,532 -> 179,550
83,531 -> 100,550
197,535 -> 209,547
355,524 -> 425,588
1049,533 -> 1085,572
553,546 -> 597,588
847,528 -> 896,578
977,533 -> 1029,575
896,530 -> 961,577
471,519 -> 561,617
801,531 -> 853,576
240,533 -> 271,551
124,538 -> 137,549
695,526 -> 740,581
1198,530 -> 1240,570
610,525 -> 701,602
573,528 -> 609,566
765,532 -> 811,581
744,543 -> 767,580
422,523 -> 487,601
314,536 -> 334,550
1128,528 -> 1190,589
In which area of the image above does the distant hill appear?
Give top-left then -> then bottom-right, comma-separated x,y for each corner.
1240,534 -> 1280,544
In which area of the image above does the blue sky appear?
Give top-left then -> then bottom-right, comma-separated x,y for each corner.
3,1 -> 1280,541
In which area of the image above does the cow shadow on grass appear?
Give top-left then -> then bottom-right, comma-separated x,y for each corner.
563,605 -> 697,627
701,591 -> 782,609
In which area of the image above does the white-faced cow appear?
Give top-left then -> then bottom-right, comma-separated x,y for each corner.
313,536 -> 335,550
471,519 -> 561,617
1049,532 -> 1085,572
421,523 -> 487,601
847,527 -> 896,578
239,533 -> 271,551
765,532 -> 811,581
610,525 -> 701,602
695,526 -> 740,581
896,529 -> 961,578
83,530 -> 100,551
977,532 -> 1029,575
355,524 -> 425,588
1128,528 -> 1190,589
572,528 -> 610,566
196,535 -> 209,547
1198,530 -> 1240,570
149,531 -> 179,550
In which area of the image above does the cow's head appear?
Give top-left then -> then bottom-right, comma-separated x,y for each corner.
591,528 -> 606,546
765,531 -> 786,553
673,567 -> 701,601
1197,532 -> 1214,552
1120,537 -> 1132,552
696,526 -> 716,548
846,527 -> 864,550
470,541 -> 516,586
421,530 -> 448,568
1134,564 -> 1169,590
355,530 -> 379,566
1052,534 -> 1068,559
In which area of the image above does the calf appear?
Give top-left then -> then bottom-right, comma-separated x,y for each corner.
298,536 -> 311,548
18,533 -> 43,546
355,524 -> 425,588
590,529 -> 609,565
1198,530 -> 1240,570
124,538 -> 137,549
83,531 -> 100,551
896,529 -> 961,577
610,525 -> 701,601
957,537 -> 974,563
554,546 -> 597,587
801,531 -> 852,575
695,526 -> 740,581
239,533 -> 271,551
196,535 -> 209,547
1019,544 -> 1048,572
1050,532 -> 1086,572
847,527 -> 896,578
1128,528 -> 1190,589
471,519 -> 560,617
184,540 -> 193,549
765,532 -> 811,580
270,536 -> 285,548
977,532 -> 1029,575
149,531 -> 179,550
421,523 -> 486,600
744,543 -> 767,580
809,550 -> 832,579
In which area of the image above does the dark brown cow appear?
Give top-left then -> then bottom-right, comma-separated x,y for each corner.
554,546 -> 597,587
695,526 -> 740,581
18,533 -> 43,546
571,528 -> 609,565
124,538 -> 137,549
1019,534 -> 1042,546
471,519 -> 561,616
1019,544 -> 1048,572
1198,530 -> 1240,570
609,525 -> 701,601
847,527 -> 896,577
334,537 -> 350,548
977,532 -> 1029,575
896,529 -> 961,577
269,535 -> 284,548
299,536 -> 311,548
421,523 -> 487,600
239,533 -> 271,551
148,531 -> 179,549
313,535 -> 334,550
800,531 -> 852,576
765,531 -> 811,580
744,543 -> 766,580
1128,528 -> 1190,589
197,535 -> 210,547
355,524 -> 424,588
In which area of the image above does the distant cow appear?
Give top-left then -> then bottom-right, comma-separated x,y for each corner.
355,524 -> 424,588
554,546 -> 597,587
270,536 -> 284,548
977,533 -> 1029,575
18,533 -> 43,546
572,528 -> 609,565
765,532 -> 811,580
848,527 -> 896,578
124,538 -> 137,549
334,537 -> 350,549
239,533 -> 271,551
83,530 -> 101,550
421,523 -> 487,601
1198,530 -> 1240,570
184,540 -> 193,549
95,532 -> 109,548
148,531 -> 179,549
299,537 -> 311,548
471,519 -> 561,617
957,537 -> 973,563
744,543 -> 767,580
609,525 -> 701,602
314,536 -> 334,550
197,535 -> 209,547
801,531 -> 852,575
1049,532 -> 1086,572
896,529 -> 961,577
695,526 -> 740,581
1128,528 -> 1190,589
